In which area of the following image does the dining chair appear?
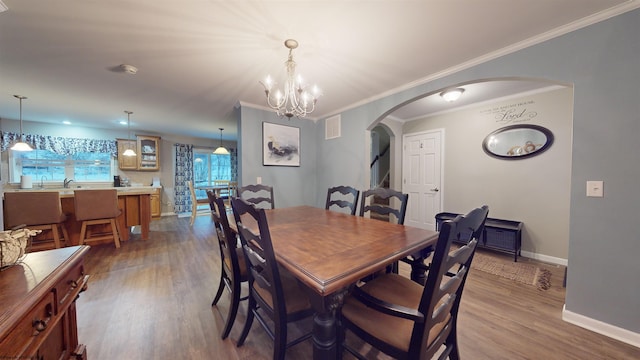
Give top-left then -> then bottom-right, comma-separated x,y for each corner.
359,187 -> 408,225
339,205 -> 489,360
187,180 -> 210,225
74,189 -> 122,248
359,187 -> 409,274
3,191 -> 69,251
325,185 -> 360,215
207,190 -> 248,340
237,184 -> 275,209
231,197 -> 314,360
213,180 -> 231,205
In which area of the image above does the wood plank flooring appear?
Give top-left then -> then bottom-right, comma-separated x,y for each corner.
76,214 -> 640,359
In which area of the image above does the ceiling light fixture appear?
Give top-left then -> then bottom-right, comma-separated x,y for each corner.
120,64 -> 138,75
213,128 -> 230,155
122,111 -> 137,156
260,39 -> 321,118
440,88 -> 465,102
10,95 -> 33,151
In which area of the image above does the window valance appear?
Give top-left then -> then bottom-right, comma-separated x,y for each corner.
0,132 -> 118,157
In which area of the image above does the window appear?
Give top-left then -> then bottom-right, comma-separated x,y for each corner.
193,148 -> 231,197
10,149 -> 114,183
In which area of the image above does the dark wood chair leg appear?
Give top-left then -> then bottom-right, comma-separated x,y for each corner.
220,279 -> 241,340
211,269 -> 226,306
236,297 -> 255,347
274,324 -> 287,360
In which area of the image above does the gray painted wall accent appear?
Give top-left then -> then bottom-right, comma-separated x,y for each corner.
403,88 -> 573,260
238,106 -> 317,208
239,9 -> 640,336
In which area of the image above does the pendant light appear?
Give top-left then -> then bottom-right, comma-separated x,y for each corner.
10,95 -> 33,151
213,128 -> 229,155
122,110 -> 137,156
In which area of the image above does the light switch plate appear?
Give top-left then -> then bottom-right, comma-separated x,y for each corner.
256,176 -> 262,184
586,180 -> 604,197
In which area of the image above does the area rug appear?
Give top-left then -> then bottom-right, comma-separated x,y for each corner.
471,252 -> 552,290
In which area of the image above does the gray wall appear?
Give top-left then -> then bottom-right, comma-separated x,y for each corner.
237,106 -> 318,208
240,8 -> 640,340
403,87 -> 573,260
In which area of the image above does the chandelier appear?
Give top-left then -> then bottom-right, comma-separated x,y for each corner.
260,39 -> 321,118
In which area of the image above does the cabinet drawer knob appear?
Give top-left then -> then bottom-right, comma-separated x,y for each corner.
32,304 -> 53,334
69,279 -> 79,289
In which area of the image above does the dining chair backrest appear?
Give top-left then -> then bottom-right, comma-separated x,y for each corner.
208,190 -> 240,279
413,205 -> 488,357
187,180 -> 209,225
207,190 -> 247,339
340,205 -> 489,359
213,179 -> 231,197
231,197 -> 313,359
187,180 -> 199,203
359,187 -> 408,225
237,184 -> 275,209
231,196 -> 284,318
325,185 -> 360,215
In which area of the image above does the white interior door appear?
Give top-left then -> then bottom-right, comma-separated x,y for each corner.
403,130 -> 443,230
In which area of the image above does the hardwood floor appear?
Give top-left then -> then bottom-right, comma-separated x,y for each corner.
76,215 -> 639,359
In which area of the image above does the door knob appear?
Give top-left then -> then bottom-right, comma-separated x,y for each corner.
431,188 -> 439,192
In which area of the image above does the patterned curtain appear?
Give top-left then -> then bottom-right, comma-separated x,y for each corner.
229,147 -> 238,181
0,131 -> 117,156
174,143 -> 194,214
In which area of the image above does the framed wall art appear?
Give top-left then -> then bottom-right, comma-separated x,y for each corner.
263,122 -> 300,166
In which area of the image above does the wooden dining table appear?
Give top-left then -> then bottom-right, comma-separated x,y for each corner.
229,205 -> 438,359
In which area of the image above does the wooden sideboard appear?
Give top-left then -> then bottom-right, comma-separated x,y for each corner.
0,245 -> 90,359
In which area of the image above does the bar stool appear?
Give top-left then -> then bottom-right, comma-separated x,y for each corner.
74,189 -> 122,248
3,191 -> 69,251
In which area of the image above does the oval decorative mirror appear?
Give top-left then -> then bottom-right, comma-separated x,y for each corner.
482,124 -> 553,160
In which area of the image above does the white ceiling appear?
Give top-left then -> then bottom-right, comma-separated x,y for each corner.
1,1 -> 638,141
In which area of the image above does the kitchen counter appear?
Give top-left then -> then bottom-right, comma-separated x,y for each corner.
3,185 -> 159,197
3,186 -> 159,245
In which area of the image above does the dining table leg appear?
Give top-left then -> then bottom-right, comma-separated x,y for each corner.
306,288 -> 349,360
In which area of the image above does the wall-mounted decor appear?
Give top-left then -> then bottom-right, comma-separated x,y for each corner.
482,124 -> 553,160
263,122 -> 300,166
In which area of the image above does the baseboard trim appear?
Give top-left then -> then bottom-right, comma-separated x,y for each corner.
521,250 -> 567,266
562,306 -> 640,348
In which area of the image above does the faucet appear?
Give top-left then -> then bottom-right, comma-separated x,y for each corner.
63,178 -> 74,188
40,175 -> 47,188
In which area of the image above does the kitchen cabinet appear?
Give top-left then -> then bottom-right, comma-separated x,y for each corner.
151,187 -> 161,218
137,135 -> 160,171
117,138 -> 138,170
117,135 -> 160,171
